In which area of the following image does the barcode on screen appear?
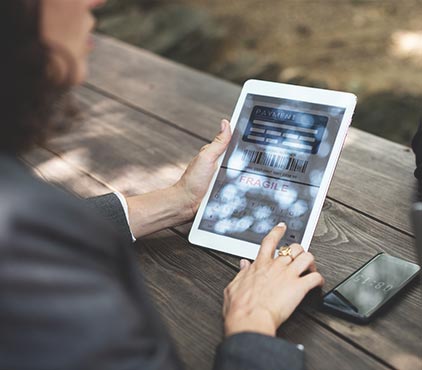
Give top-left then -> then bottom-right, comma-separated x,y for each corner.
242,149 -> 308,173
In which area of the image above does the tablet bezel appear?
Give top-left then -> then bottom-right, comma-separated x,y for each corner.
189,79 -> 357,259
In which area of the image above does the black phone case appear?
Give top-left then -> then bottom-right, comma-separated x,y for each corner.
321,252 -> 420,324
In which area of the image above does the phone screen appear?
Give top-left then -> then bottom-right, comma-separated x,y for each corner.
198,93 -> 346,245
323,253 -> 420,319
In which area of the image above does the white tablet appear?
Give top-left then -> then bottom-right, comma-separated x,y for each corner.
189,80 -> 357,259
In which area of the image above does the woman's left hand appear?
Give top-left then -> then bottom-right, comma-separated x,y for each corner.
175,119 -> 231,219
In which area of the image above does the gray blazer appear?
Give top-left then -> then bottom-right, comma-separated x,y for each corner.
0,154 -> 304,370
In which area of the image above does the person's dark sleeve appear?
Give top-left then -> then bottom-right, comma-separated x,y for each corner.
213,333 -> 305,370
412,123 -> 422,196
85,192 -> 133,245
0,190 -> 183,370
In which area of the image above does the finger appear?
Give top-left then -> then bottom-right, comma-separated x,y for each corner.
288,243 -> 305,259
299,272 -> 325,293
229,263 -> 247,287
202,119 -> 231,161
289,252 -> 317,276
239,259 -> 251,271
256,223 -> 287,263
274,243 -> 304,266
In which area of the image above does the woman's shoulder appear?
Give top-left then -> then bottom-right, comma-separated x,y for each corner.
0,154 -> 82,221
0,154 -> 123,260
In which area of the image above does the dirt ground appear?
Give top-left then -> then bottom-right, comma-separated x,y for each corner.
97,0 -> 422,146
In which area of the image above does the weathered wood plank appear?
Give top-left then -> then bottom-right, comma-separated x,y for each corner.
41,86 -> 421,369
23,147 -> 389,370
21,147 -> 110,197
88,34 -> 239,140
175,202 -> 422,370
138,229 -> 390,370
46,86 -> 207,195
86,34 -> 416,235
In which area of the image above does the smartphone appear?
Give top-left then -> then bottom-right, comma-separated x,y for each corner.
322,253 -> 420,323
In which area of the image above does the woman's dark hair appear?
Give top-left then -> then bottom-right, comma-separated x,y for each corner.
0,0 -> 74,154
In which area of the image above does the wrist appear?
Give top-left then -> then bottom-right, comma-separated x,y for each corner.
224,310 -> 277,338
172,181 -> 199,222
125,184 -> 197,237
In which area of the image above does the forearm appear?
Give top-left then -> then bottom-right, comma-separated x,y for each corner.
126,184 -> 194,238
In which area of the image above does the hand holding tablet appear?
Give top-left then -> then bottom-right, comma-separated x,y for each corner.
189,80 -> 357,259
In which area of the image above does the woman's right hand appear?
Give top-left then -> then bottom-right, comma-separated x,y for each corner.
223,223 -> 324,337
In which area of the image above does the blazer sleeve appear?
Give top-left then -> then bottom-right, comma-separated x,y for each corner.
85,192 -> 133,245
0,189 -> 183,370
213,333 -> 305,370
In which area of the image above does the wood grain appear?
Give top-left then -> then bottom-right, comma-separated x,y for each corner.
137,229 -> 390,370
21,146 -> 111,197
175,200 -> 422,370
46,86 -> 206,196
30,85 -> 420,369
86,34 -> 416,235
23,148 -> 389,370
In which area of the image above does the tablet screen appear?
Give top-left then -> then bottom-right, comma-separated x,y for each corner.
198,94 -> 346,246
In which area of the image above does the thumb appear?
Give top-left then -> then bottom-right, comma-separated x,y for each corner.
205,119 -> 231,161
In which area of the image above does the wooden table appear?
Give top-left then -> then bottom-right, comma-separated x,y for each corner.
24,34 -> 421,370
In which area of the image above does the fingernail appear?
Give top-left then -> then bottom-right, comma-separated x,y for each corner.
277,222 -> 286,228
239,259 -> 246,269
220,120 -> 226,132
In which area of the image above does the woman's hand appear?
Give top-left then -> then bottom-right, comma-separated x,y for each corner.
174,119 -> 231,220
223,223 -> 324,337
124,119 -> 231,237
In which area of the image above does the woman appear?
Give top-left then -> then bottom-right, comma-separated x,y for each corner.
0,1 -> 324,369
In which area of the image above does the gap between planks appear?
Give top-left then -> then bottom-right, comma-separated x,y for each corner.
32,84 -> 419,368
82,82 -> 413,240
25,146 -> 398,370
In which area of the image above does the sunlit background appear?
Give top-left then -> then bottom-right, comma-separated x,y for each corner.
95,0 -> 422,146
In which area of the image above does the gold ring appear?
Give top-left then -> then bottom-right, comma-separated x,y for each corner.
278,246 -> 294,261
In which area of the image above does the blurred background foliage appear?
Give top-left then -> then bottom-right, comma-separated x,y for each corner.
95,0 -> 422,146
